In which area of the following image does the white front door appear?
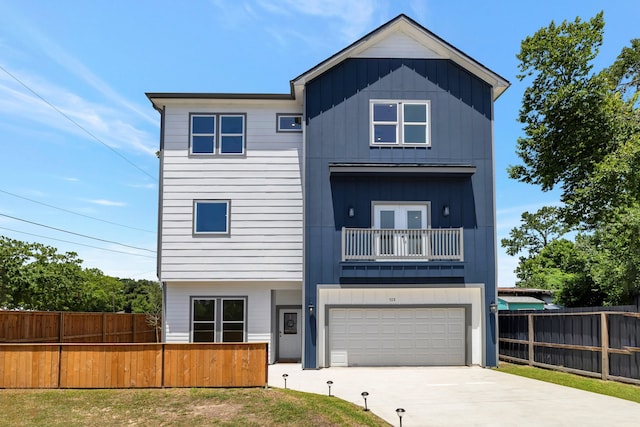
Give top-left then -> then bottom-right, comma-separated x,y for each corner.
278,308 -> 302,362
373,203 -> 429,257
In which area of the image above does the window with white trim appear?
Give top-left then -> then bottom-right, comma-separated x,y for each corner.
370,101 -> 430,146
277,114 -> 302,132
191,297 -> 246,342
194,200 -> 229,235
190,113 -> 245,155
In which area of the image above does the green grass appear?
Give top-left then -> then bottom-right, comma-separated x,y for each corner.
0,387 -> 390,427
497,363 -> 640,404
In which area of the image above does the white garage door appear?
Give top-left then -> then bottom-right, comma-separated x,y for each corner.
329,307 -> 466,366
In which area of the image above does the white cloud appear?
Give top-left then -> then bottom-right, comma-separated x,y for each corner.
127,183 -> 156,190
1,13 -> 158,127
268,0 -> 377,42
87,199 -> 126,207
0,66 -> 157,157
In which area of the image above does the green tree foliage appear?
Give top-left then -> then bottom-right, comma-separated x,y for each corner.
0,236 -> 160,312
501,206 -> 568,257
506,12 -> 640,306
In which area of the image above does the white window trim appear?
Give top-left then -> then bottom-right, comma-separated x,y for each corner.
219,114 -> 246,155
276,113 -> 303,133
370,100 -> 430,147
190,296 -> 247,343
189,113 -> 246,156
192,298 -> 216,342
371,201 -> 432,229
190,113 -> 216,155
193,200 -> 230,236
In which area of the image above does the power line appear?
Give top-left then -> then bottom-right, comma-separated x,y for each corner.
0,188 -> 155,234
0,226 -> 155,259
0,213 -> 156,253
0,64 -> 156,180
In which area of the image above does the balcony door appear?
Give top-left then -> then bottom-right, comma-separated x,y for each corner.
373,203 -> 429,257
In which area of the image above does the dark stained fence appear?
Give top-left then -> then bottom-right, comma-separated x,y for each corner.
0,343 -> 268,388
499,310 -> 640,385
0,311 -> 158,343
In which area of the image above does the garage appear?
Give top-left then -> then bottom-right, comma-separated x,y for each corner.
328,307 -> 467,366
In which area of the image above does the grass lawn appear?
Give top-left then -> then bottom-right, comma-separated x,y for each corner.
497,363 -> 640,404
0,387 -> 390,427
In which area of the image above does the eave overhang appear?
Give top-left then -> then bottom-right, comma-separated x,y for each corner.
329,163 -> 477,176
291,14 -> 509,101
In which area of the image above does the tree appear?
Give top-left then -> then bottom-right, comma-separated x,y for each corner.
505,12 -> 640,306
509,12 -> 639,226
501,206 -> 568,258
0,236 -> 160,312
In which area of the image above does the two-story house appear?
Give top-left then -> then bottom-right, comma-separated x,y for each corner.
147,14 -> 509,369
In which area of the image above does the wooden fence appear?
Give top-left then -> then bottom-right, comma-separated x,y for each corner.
0,311 -> 158,343
499,311 -> 640,385
0,343 -> 268,388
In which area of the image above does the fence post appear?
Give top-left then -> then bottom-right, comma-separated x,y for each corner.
528,314 -> 534,366
132,313 -> 136,343
59,312 -> 64,342
601,312 -> 609,381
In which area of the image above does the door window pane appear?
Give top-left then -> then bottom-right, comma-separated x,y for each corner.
380,210 -> 395,229
284,312 -> 297,334
407,210 -> 422,229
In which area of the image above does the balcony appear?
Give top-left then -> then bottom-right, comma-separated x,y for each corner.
341,227 -> 464,262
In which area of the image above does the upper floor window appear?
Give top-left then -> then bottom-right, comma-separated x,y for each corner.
370,101 -> 430,146
190,113 -> 245,155
277,114 -> 302,132
194,200 -> 230,235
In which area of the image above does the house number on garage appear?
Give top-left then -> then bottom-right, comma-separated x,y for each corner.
389,298 -> 396,302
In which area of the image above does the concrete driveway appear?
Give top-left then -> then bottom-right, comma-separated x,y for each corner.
268,364 -> 640,426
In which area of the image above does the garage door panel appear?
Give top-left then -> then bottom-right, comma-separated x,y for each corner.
329,307 -> 466,367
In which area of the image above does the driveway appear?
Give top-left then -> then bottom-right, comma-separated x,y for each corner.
268,364 -> 640,426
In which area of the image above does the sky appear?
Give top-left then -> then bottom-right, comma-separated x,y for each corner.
0,0 -> 638,285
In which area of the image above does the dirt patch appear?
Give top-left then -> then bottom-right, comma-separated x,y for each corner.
189,402 -> 242,419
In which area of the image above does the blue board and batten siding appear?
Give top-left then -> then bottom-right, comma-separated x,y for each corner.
304,58 -> 497,368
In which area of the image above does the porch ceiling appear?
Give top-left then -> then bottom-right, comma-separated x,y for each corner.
328,163 -> 476,175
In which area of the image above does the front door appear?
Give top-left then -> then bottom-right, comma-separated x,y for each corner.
373,203 -> 429,257
278,308 -> 302,362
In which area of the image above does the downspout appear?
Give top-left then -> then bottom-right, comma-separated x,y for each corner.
157,105 -> 166,342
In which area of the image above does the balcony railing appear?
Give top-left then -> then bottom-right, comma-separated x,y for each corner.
341,227 -> 464,261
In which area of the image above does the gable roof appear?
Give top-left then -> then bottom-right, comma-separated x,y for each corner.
291,14 -> 510,101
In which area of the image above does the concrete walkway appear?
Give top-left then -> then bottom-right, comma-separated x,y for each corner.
268,364 -> 640,426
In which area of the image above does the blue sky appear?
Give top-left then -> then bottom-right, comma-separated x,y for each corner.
0,0 -> 637,284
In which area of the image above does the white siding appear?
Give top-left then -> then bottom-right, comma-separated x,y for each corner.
160,104 -> 303,282
355,30 -> 443,59
165,281 -> 300,363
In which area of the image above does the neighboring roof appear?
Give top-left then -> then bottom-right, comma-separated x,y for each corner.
498,287 -> 554,296
292,14 -> 510,101
499,296 -> 545,304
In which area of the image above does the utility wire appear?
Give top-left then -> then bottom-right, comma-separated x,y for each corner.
0,64 -> 156,180
0,213 -> 156,253
0,188 -> 155,234
0,226 -> 155,259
